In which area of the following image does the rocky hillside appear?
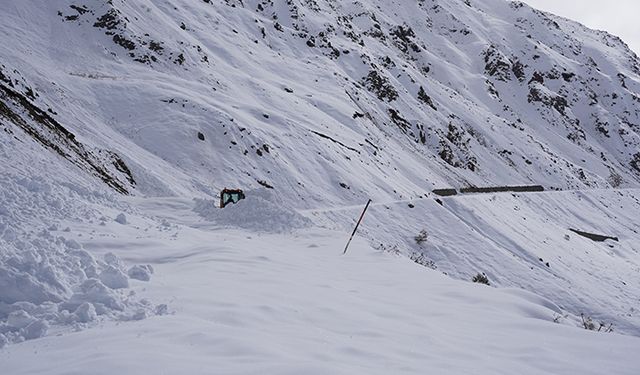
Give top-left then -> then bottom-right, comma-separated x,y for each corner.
1,0 -> 639,203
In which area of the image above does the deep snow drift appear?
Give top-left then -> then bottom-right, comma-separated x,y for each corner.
0,172 -> 165,347
193,188 -> 312,232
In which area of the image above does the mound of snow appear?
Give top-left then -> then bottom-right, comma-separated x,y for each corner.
114,213 -> 128,225
194,189 -> 311,233
99,265 -> 130,290
74,302 -> 97,324
0,173 -> 160,347
0,235 -> 159,346
127,265 -> 153,282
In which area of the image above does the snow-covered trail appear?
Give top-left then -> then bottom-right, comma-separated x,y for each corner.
1,196 -> 639,374
126,196 -> 216,229
303,187 -> 640,215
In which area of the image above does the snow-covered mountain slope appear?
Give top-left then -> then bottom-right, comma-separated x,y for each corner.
2,0 -> 640,201
1,0 -> 640,366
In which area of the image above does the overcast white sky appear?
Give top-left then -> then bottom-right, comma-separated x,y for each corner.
523,0 -> 639,55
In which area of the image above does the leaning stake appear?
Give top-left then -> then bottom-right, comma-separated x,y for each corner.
343,199 -> 372,255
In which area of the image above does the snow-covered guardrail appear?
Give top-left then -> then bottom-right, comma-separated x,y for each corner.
433,185 -> 545,196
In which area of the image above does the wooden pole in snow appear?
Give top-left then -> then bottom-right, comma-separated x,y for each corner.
343,199 -> 372,255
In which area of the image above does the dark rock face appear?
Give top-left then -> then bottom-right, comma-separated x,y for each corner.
0,81 -> 135,194
362,70 -> 398,102
483,45 -> 513,82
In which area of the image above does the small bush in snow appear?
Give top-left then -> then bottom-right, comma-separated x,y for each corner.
410,251 -> 437,269
375,243 -> 400,255
414,229 -> 428,245
472,272 -> 490,285
552,313 -> 568,323
581,314 -> 613,332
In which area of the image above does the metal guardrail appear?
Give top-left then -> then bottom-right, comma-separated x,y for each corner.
433,185 -> 545,196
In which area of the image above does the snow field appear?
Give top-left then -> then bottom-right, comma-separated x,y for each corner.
307,188 -> 640,334
2,220 -> 639,374
0,162 -> 639,373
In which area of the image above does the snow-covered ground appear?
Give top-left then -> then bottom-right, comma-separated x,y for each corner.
307,188 -> 640,334
1,157 -> 639,371
2,195 -> 639,374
